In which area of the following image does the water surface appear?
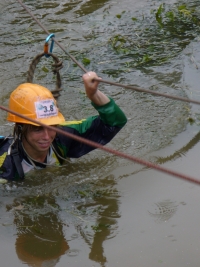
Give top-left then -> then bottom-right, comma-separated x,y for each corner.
0,0 -> 200,266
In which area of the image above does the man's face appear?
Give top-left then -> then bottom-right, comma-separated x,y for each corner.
23,125 -> 57,156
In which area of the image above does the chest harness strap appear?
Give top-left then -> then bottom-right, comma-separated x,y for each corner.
11,147 -> 25,180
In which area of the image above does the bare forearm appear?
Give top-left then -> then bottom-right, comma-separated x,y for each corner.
88,90 -> 110,106
82,71 -> 110,106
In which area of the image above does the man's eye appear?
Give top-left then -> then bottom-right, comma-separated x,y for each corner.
33,127 -> 43,132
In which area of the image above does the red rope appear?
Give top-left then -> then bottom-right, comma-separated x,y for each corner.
1,104 -> 200,185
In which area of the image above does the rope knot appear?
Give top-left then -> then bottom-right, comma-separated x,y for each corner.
27,52 -> 63,99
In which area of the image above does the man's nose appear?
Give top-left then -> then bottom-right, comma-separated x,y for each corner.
42,129 -> 51,139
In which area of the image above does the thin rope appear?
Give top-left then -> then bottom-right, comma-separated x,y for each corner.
17,0 -> 87,73
1,104 -> 200,185
17,0 -> 200,106
21,142 -> 68,167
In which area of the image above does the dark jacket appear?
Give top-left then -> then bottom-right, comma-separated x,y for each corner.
0,98 -> 127,181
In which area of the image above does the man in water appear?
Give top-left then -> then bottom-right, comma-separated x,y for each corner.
0,71 -> 127,181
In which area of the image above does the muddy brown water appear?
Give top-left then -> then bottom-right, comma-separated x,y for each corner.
1,0 -> 200,266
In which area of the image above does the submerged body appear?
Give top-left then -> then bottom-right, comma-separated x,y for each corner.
0,72 -> 127,180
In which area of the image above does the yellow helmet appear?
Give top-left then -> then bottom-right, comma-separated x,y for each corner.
7,83 -> 65,125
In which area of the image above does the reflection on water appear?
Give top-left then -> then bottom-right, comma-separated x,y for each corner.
1,172 -> 120,267
11,196 -> 69,267
77,175 -> 119,266
155,131 -> 200,164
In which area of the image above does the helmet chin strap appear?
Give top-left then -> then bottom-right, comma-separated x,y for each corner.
21,142 -> 49,168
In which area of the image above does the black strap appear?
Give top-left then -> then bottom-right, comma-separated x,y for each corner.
11,148 -> 25,180
0,137 -> 6,147
0,137 -> 24,180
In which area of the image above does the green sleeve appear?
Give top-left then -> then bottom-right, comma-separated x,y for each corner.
91,97 -> 127,127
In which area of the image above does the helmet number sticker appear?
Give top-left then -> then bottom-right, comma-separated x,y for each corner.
35,99 -> 58,119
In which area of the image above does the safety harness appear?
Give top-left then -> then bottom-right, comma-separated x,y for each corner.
11,147 -> 25,179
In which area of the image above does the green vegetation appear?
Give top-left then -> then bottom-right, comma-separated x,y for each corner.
64,1 -> 200,78
108,2 -> 200,67
82,57 -> 91,65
